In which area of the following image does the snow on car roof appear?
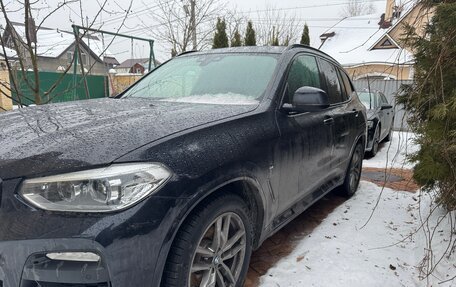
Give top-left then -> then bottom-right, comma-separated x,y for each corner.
319,11 -> 415,67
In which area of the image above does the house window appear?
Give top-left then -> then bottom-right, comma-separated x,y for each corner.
67,51 -> 88,66
380,38 -> 394,47
67,51 -> 73,64
136,68 -> 142,74
80,53 -> 87,66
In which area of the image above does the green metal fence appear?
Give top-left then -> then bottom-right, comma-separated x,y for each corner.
11,71 -> 108,105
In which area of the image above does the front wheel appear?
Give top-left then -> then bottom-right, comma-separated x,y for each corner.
162,194 -> 253,287
341,143 -> 364,197
368,125 -> 380,157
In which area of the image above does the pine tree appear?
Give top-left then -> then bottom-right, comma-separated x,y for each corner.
397,1 -> 456,210
212,18 -> 229,49
300,23 -> 310,45
231,29 -> 242,47
244,21 -> 256,46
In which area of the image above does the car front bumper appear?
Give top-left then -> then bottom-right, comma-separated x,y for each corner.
0,178 -> 186,287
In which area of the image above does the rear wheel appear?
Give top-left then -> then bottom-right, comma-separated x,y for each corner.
162,194 -> 253,287
341,143 -> 364,197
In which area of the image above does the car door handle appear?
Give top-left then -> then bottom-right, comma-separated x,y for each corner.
350,109 -> 359,117
323,117 -> 334,125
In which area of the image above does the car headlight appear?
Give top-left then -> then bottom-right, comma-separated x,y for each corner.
367,120 -> 374,129
19,163 -> 171,213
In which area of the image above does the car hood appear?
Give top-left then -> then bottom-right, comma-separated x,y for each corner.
0,98 -> 256,180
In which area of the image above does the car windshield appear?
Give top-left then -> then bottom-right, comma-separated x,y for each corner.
358,92 -> 375,109
122,53 -> 279,105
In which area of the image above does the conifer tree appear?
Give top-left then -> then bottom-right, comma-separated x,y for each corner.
398,0 -> 456,209
300,23 -> 310,45
212,18 -> 229,49
231,29 -> 242,47
244,21 -> 257,46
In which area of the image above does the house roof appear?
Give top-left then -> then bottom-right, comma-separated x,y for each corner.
0,46 -> 18,58
6,22 -> 117,63
319,2 -> 417,67
116,58 -> 161,69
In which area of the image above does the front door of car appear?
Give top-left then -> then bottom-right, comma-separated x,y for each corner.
318,59 -> 353,176
274,54 -> 333,214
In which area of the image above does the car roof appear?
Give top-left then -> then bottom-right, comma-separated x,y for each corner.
178,45 -> 335,60
180,46 -> 287,56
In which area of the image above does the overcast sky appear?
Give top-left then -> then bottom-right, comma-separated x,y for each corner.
1,0 -> 387,62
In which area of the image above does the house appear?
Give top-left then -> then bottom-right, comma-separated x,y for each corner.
0,50 -> 14,111
114,58 -> 160,75
319,0 -> 434,80
1,21 -> 119,75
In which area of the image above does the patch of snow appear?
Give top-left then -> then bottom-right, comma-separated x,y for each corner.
159,93 -> 259,106
0,47 -> 17,58
258,181 -> 455,287
363,131 -> 419,169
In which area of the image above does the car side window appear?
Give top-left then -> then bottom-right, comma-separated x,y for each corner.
339,70 -> 355,100
284,55 -> 322,104
380,93 -> 389,104
318,59 -> 344,104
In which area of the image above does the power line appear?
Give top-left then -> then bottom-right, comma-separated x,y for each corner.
231,0 -> 385,14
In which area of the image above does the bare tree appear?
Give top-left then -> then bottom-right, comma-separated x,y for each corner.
143,0 -> 225,56
340,0 -> 376,17
223,7 -> 247,46
0,0 -> 131,107
254,4 -> 301,46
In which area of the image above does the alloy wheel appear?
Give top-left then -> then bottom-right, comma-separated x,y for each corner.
189,212 -> 247,287
349,145 -> 363,193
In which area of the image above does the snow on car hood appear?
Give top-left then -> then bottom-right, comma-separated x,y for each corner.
159,93 -> 259,106
0,98 -> 257,179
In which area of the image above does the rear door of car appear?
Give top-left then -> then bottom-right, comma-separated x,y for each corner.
274,53 -> 333,214
317,58 -> 353,177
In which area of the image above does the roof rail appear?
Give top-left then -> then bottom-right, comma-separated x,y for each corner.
286,44 -> 334,60
177,50 -> 198,57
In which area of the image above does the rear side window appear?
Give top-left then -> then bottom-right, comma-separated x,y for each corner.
339,70 -> 355,100
380,93 -> 389,104
319,59 -> 344,104
284,55 -> 322,104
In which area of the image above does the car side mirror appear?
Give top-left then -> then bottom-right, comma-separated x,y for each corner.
288,86 -> 330,112
380,104 -> 393,110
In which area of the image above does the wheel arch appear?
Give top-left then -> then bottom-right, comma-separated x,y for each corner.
155,175 -> 268,286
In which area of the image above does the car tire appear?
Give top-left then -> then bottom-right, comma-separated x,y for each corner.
341,142 -> 364,197
161,194 -> 253,287
367,125 -> 380,158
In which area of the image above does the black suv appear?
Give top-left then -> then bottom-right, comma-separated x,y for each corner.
0,45 -> 366,287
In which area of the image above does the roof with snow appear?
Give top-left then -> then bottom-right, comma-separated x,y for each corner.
0,47 -> 17,59
116,58 -> 160,69
5,22 -> 117,64
319,2 -> 417,67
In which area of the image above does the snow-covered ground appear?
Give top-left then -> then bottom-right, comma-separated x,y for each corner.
363,131 -> 419,169
258,132 -> 455,287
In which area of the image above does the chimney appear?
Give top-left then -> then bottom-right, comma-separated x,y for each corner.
385,0 -> 395,22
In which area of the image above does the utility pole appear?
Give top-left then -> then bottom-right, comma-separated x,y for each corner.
190,0 -> 197,51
